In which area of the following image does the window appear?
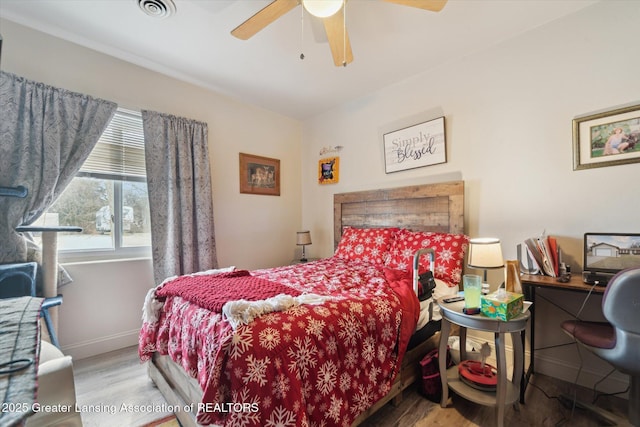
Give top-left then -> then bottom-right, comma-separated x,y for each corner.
33,109 -> 151,260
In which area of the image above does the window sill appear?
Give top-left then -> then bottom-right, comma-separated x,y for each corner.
61,256 -> 152,267
58,248 -> 152,264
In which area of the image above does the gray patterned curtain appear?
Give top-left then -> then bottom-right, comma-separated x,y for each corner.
142,110 -> 217,285
0,71 -> 117,277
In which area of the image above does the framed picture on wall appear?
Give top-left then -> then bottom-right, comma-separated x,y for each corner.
573,103 -> 640,170
383,116 -> 446,173
318,157 -> 339,184
239,153 -> 280,196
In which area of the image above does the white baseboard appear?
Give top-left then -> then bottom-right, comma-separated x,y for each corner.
61,328 -> 140,360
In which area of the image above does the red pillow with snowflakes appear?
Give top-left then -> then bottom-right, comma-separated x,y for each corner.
334,227 -> 400,265
386,229 -> 469,286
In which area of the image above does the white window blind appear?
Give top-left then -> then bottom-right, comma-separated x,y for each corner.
79,108 -> 146,181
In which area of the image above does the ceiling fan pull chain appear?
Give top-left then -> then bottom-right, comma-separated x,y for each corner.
300,6 -> 305,60
342,2 -> 347,67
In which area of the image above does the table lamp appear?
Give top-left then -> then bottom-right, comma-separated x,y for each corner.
467,237 -> 504,284
296,231 -> 312,262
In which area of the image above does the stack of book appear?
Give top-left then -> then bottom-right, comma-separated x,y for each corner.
523,232 -> 560,277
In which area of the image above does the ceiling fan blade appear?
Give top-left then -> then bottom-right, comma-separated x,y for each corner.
323,9 -> 353,67
381,0 -> 448,12
231,0 -> 299,40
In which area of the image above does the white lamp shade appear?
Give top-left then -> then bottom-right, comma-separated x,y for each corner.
296,231 -> 312,246
468,237 -> 504,269
302,0 -> 343,18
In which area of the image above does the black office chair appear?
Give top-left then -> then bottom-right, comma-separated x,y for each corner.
561,267 -> 640,426
0,262 -> 63,348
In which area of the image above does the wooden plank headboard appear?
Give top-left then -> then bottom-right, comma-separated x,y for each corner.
333,180 -> 465,249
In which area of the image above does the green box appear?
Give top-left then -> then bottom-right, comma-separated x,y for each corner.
481,290 -> 524,321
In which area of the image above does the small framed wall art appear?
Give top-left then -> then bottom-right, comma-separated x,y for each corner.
573,103 -> 640,170
239,152 -> 280,196
383,116 -> 446,173
318,157 -> 339,184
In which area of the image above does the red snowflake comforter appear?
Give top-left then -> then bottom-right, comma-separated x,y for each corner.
139,257 -> 420,426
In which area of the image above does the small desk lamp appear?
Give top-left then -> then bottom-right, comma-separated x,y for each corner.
296,231 -> 312,262
468,237 -> 504,283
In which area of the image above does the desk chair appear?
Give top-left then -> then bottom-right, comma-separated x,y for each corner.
561,267 -> 640,426
0,262 -> 63,348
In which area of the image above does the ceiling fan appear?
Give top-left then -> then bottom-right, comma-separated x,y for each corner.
231,0 -> 448,67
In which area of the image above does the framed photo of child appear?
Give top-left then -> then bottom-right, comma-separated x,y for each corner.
573,104 -> 640,170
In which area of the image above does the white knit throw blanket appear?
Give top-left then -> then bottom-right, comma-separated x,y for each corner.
222,293 -> 331,329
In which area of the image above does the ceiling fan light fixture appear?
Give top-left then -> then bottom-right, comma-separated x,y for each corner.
302,0 -> 343,18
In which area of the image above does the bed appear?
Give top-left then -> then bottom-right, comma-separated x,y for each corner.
139,180 -> 466,426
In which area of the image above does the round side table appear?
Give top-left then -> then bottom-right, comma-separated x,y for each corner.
438,299 -> 530,427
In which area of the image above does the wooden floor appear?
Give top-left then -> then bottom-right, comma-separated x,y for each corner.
74,346 -> 172,427
74,346 -> 631,427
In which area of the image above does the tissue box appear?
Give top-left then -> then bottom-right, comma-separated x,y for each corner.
481,291 -> 524,321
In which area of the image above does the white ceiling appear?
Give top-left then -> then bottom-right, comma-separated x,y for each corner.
0,0 -> 599,119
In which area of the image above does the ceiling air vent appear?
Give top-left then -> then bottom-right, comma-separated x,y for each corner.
136,0 -> 176,19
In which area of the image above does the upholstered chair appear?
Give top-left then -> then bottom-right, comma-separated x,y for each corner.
26,340 -> 83,426
0,262 -> 82,426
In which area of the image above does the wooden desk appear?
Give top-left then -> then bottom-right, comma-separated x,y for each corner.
519,274 -> 605,402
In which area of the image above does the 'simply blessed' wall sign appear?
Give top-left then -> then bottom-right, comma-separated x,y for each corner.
383,116 -> 446,173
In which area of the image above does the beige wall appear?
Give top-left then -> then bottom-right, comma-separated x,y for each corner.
1,18 -> 303,358
2,0 -> 639,392
299,1 -> 639,391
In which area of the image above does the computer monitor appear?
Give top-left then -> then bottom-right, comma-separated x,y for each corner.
583,233 -> 640,284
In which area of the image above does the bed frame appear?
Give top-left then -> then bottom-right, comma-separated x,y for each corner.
147,180 -> 465,427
